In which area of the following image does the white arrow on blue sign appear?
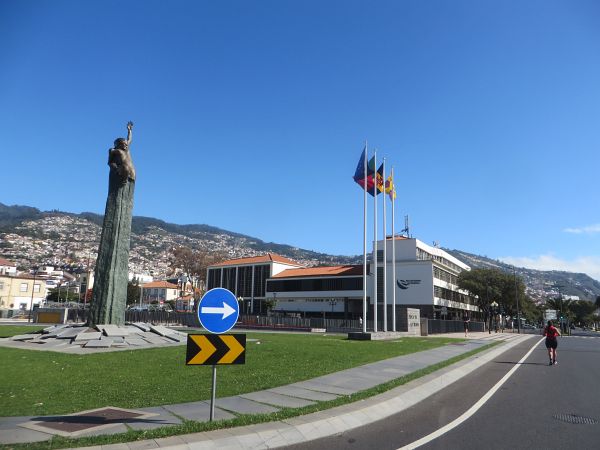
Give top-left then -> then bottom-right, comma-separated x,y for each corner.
198,288 -> 239,334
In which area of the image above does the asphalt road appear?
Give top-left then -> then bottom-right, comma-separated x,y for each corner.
287,334 -> 600,450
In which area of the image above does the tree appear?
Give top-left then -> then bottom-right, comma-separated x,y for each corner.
127,280 -> 141,306
168,246 -> 226,290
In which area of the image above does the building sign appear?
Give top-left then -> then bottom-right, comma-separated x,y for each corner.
407,308 -> 420,335
397,279 -> 422,290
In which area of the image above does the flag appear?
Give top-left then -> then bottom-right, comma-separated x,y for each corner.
385,174 -> 396,200
353,148 -> 375,190
367,158 -> 384,196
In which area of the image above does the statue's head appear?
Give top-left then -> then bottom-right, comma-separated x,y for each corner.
114,138 -> 128,150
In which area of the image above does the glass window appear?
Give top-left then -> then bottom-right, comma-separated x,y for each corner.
34,283 -> 41,293
20,283 -> 28,292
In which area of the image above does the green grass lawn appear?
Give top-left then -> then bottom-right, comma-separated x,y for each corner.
0,329 -> 461,417
0,325 -> 46,338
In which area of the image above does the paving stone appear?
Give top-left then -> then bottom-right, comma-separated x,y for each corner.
56,328 -> 87,339
162,402 -> 235,422
84,339 -> 113,348
130,322 -> 152,332
74,331 -> 103,341
101,325 -> 130,337
215,396 -> 280,415
269,386 -> 339,402
241,391 -> 315,408
126,407 -> 182,431
142,335 -> 173,345
0,426 -> 53,444
292,381 -> 356,396
9,334 -> 37,341
149,325 -> 175,337
124,338 -> 148,346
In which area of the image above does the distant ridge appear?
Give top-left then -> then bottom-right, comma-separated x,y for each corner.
1,202 -> 598,300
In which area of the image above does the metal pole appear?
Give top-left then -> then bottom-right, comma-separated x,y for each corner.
362,142 -> 368,333
28,270 -> 36,323
382,158 -> 387,332
514,266 -> 521,334
210,365 -> 217,421
373,151 -> 378,333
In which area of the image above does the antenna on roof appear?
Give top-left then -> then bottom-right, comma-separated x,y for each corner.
401,215 -> 410,238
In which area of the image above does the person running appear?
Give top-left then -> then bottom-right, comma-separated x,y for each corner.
544,320 -> 561,365
463,312 -> 470,337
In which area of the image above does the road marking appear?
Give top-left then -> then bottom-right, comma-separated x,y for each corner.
398,337 -> 544,450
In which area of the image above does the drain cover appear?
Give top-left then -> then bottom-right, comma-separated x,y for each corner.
553,413 -> 598,425
21,407 -> 157,437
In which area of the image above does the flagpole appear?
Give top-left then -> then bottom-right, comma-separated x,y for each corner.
362,142 -> 367,333
382,158 -> 387,332
373,151 -> 378,333
391,166 -> 396,332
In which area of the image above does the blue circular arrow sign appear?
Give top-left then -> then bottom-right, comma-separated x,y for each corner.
198,288 -> 239,334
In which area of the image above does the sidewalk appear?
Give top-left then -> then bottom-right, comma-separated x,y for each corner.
0,332 -> 534,448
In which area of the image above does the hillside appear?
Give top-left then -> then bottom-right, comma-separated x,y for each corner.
1,202 -> 598,301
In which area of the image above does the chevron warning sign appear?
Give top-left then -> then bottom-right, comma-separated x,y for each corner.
186,334 -> 246,365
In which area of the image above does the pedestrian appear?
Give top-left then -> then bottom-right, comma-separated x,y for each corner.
359,316 -> 363,326
544,320 -> 561,365
463,311 -> 470,337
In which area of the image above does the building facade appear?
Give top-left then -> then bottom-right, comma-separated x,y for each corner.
140,281 -> 179,305
0,274 -> 47,314
206,253 -> 302,314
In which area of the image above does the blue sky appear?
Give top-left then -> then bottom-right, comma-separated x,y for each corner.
1,1 -> 599,280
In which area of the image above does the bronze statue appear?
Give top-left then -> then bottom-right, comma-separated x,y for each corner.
108,121 -> 136,183
89,122 -> 136,326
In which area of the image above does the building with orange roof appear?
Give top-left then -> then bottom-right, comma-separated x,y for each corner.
140,281 -> 179,305
0,257 -> 17,276
206,253 -> 303,314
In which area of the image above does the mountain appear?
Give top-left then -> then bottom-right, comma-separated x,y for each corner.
446,249 -> 600,302
1,203 -> 598,301
0,203 -> 360,278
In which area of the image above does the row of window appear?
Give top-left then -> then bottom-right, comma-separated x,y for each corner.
416,248 -> 462,272
433,267 -> 458,285
207,265 -> 271,298
266,277 -> 362,293
434,286 -> 473,304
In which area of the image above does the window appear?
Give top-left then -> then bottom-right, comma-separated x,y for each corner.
237,266 -> 252,297
253,265 -> 270,297
0,282 -> 4,290
20,283 -> 28,292
33,283 -> 41,293
267,277 -> 362,293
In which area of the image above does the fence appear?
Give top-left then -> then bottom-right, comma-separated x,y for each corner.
31,308 -> 488,336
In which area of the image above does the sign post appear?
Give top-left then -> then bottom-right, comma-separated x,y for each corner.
186,288 -> 244,421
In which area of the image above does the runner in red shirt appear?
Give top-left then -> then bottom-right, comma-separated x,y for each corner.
544,320 -> 561,365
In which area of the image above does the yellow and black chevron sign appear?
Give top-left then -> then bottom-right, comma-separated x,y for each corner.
186,334 -> 246,365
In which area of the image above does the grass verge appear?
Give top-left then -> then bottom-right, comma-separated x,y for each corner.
0,332 -> 461,416
0,342 -> 499,450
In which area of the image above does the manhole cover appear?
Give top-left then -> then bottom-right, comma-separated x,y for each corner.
553,413 -> 598,425
21,407 -> 157,437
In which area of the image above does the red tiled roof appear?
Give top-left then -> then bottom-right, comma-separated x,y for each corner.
142,281 -> 178,289
0,257 -> 15,266
272,265 -> 363,278
213,253 -> 301,268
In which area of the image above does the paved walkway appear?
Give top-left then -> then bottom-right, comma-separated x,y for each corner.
0,332 -> 535,449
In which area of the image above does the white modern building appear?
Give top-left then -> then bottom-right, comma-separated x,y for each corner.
367,236 -> 478,320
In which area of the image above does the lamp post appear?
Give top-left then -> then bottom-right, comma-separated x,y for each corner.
513,266 -> 521,334
28,267 -> 38,323
490,301 -> 498,333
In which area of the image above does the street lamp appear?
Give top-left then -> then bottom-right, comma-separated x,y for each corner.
490,301 -> 498,332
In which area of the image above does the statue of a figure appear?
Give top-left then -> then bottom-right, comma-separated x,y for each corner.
89,122 -> 137,326
108,121 -> 136,183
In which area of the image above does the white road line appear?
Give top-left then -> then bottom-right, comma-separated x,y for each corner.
398,337 -> 544,450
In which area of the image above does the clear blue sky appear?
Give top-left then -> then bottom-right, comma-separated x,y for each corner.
2,1 -> 599,280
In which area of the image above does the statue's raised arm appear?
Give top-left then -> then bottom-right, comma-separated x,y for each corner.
126,121 -> 133,146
